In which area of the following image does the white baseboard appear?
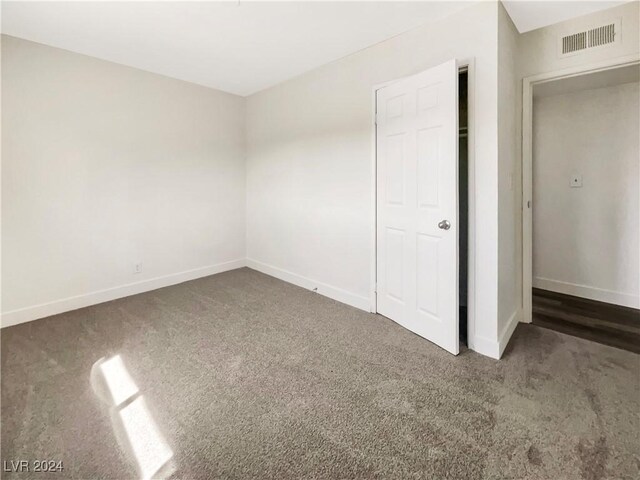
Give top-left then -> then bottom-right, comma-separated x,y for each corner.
533,277 -> 639,309
470,335 -> 500,360
1,259 -> 246,328
470,309 -> 521,360
246,258 -> 370,312
498,309 -> 521,358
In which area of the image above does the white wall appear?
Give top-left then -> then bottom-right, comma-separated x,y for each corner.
497,2 -> 522,353
1,36 -> 246,326
246,1 -> 503,356
533,81 -> 639,308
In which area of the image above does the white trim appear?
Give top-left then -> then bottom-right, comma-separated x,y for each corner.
469,335 -> 500,360
521,53 -> 640,324
533,277 -> 639,309
498,309 -> 521,358
472,309 -> 521,360
246,258 -> 370,312
370,83 -> 379,314
1,259 -> 246,328
370,58 -> 479,355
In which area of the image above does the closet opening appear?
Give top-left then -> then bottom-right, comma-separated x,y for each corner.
458,68 -> 469,346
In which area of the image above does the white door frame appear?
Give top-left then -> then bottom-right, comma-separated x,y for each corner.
521,53 -> 640,323
370,58 -> 477,350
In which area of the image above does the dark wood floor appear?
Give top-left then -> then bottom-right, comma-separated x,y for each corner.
532,288 -> 640,354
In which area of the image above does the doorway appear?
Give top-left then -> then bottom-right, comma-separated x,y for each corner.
523,59 -> 640,352
373,60 -> 471,355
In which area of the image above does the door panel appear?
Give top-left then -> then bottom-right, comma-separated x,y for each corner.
385,228 -> 405,302
385,134 -> 406,205
417,127 -> 441,207
416,233 -> 439,316
376,59 -> 459,355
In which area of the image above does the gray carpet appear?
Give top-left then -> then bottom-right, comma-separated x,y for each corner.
1,268 -> 638,479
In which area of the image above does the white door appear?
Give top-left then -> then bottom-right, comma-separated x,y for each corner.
376,59 -> 459,354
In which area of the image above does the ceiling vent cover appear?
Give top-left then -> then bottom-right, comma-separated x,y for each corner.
559,20 -> 620,57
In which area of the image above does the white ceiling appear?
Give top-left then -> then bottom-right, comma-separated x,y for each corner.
1,1 -> 631,97
502,0 -> 629,34
1,1 -> 473,96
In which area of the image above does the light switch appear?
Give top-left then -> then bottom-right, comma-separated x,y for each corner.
570,174 -> 583,188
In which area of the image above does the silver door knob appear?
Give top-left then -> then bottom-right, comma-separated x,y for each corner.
438,220 -> 451,230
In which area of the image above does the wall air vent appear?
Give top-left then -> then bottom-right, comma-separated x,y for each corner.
562,31 -> 587,54
588,23 -> 616,48
558,20 -> 620,57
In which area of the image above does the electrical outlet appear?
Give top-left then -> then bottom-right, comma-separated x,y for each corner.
570,174 -> 583,188
134,262 -> 142,274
